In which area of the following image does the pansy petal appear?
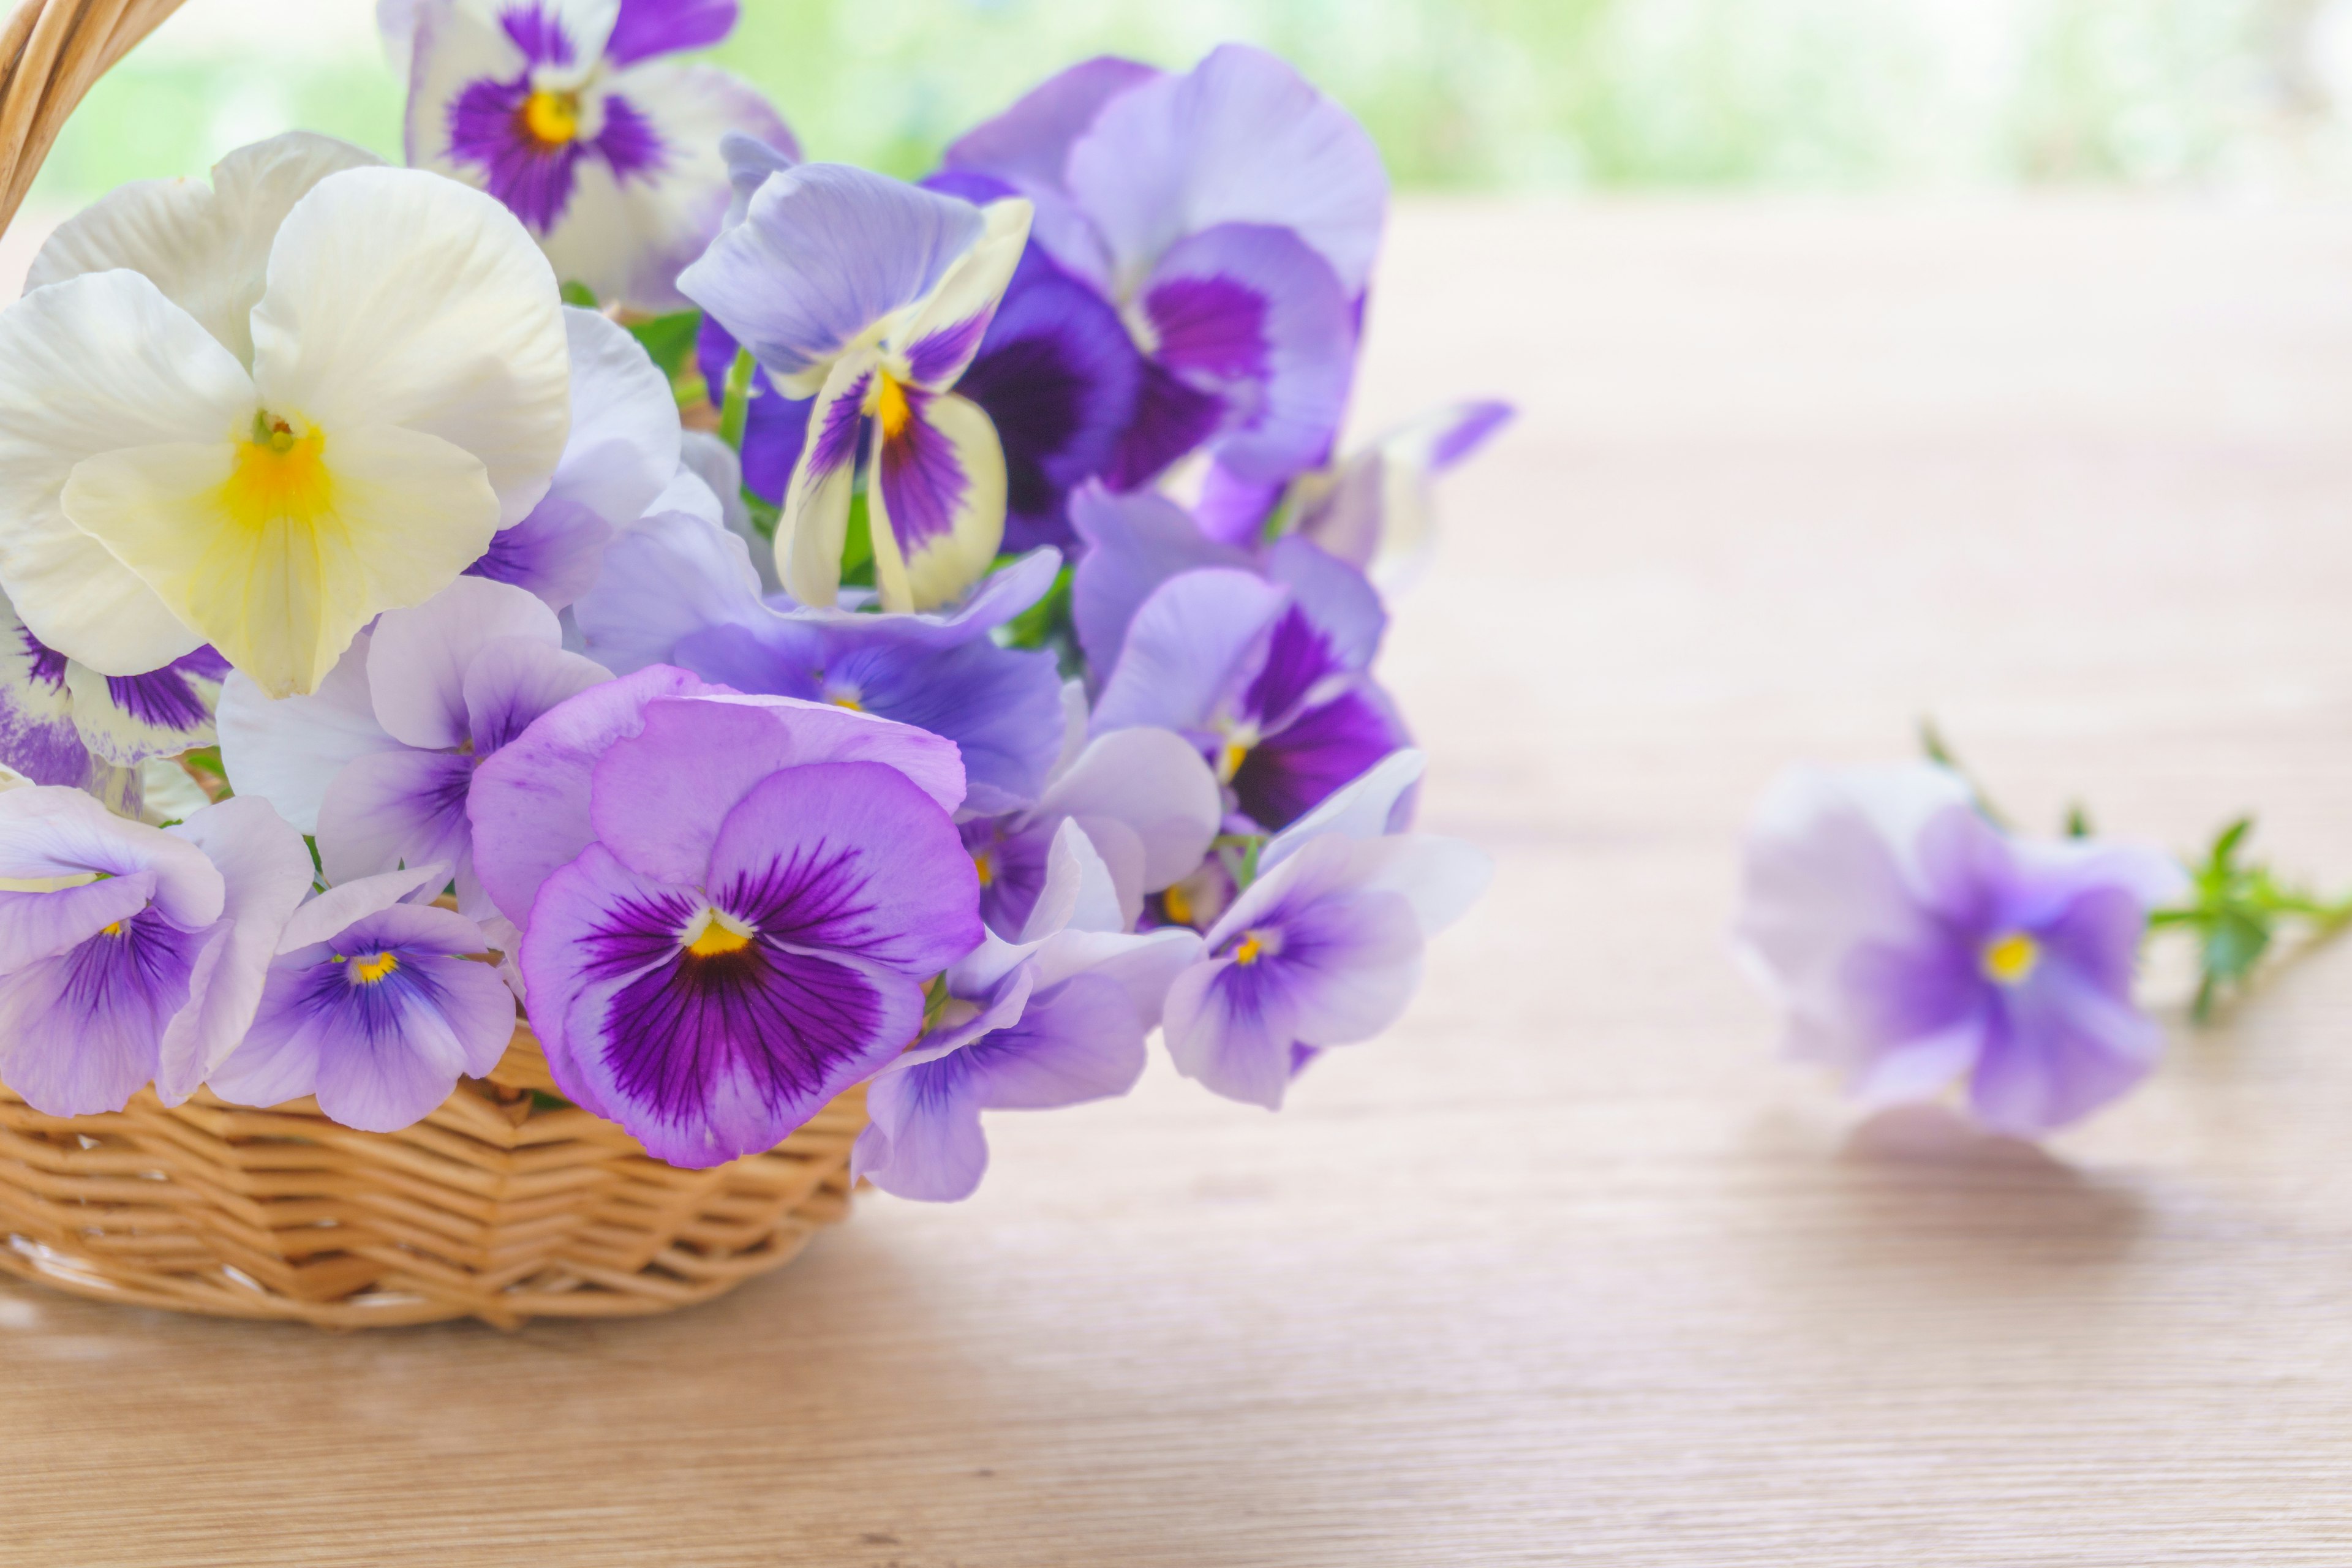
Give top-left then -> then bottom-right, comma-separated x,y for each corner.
465,492 -> 614,608
64,423 -> 503,698
545,307 -> 680,527
868,388 -> 1008,614
0,595 -> 91,786
1163,955 -> 1301,1110
278,861 -> 451,954
0,271 -> 247,675
62,645 -> 228,768
250,165 -> 569,527
775,347 -> 874,607
156,794 -> 315,1102
678,163 -> 984,394
894,198 -> 1032,390
856,1059 -> 990,1201
214,635 -> 399,835
943,56 -> 1160,197
1067,484 -> 1250,676
1037,727 -> 1221,891
317,749 -> 474,895
1090,567 -> 1287,737
368,577 -> 562,750
463,637 -> 611,756
1261,747 -> 1424,872
0,925 -> 197,1116
605,0 -> 737,66
1265,536 -> 1386,670
1232,685 -> 1408,832
965,970 -> 1147,1111
576,508 -> 766,675
0,875 -> 157,974
1969,968 -> 2162,1136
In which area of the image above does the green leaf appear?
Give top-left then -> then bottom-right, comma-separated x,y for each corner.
2064,802 -> 2093,839
741,489 -> 781,545
840,491 -> 876,590
627,308 -> 704,380
559,280 -> 598,309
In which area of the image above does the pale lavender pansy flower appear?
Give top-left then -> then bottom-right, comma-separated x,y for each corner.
0,788 -> 311,1115
575,514 -> 1067,814
209,862 -> 516,1131
217,577 -> 610,918
0,587 -> 227,790
1162,750 -> 1488,1109
856,819 -> 1201,1200
1090,541 -> 1408,832
394,0 -> 795,309
945,44 -> 1380,492
496,690 -> 980,1166
1733,762 -> 2186,1137
678,160 -> 1032,611
467,306 -> 684,611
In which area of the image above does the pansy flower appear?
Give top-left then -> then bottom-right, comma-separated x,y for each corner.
856,820 -> 1201,1200
576,514 -> 1066,814
394,0 -> 795,310
0,789 -> 311,1115
944,45 -> 1381,491
219,576 -> 610,919
209,862 -> 517,1131
476,680 -> 979,1165
0,132 -> 570,698
1162,751 -> 1489,1109
679,160 -> 1031,612
0,588 -> 227,791
1734,762 -> 2185,1135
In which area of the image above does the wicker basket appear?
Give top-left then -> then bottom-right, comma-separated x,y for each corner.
0,0 -> 870,1328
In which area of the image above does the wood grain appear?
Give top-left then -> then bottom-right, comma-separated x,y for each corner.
6,197 -> 2352,1566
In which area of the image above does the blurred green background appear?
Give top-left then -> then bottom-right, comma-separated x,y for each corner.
28,0 -> 2352,207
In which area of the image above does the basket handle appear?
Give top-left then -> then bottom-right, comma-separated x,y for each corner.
0,0 -> 187,237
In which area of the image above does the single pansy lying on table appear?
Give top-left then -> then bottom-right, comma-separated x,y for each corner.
0,36 -> 1506,1200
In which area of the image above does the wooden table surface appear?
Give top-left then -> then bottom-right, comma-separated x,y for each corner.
7,197 -> 2352,1566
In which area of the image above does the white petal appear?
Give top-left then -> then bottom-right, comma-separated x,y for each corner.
366,576 -> 560,750
0,271 -> 250,674
777,348 -> 873,608
278,861 -> 449,953
1346,834 -> 1493,938
215,636 -> 399,835
1018,818 -> 1127,944
548,306 -> 679,527
28,132 -> 385,367
891,197 -> 1031,388
249,166 -> 570,527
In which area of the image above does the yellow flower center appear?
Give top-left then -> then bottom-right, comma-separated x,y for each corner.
349,951 -> 400,984
1161,880 -> 1194,929
972,851 -> 995,887
869,372 -> 913,440
222,413 -> 331,533
520,88 -> 581,148
1981,931 -> 2040,986
98,920 -> 124,937
828,692 -> 864,712
1234,929 -> 1274,965
1217,739 -> 1250,783
682,907 -> 755,957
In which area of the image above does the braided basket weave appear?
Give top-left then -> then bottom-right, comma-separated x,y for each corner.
0,0 -> 869,1328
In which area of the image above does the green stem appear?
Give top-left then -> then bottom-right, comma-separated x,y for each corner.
717,347 -> 756,451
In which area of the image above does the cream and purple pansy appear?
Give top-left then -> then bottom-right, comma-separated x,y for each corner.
0,589 -> 227,788
679,160 -> 1032,612
394,0 -> 794,310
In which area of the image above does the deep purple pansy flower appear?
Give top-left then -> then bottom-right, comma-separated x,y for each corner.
944,44 -> 1382,493
679,159 -> 1031,612
575,513 -> 1068,815
217,577 -> 611,919
1162,751 -> 1488,1109
1089,532 -> 1408,832
0,588 -> 227,790
393,0 -> 795,309
855,819 -> 1200,1200
0,788 -> 311,1115
209,862 -> 516,1131
484,685 -> 980,1166
1734,762 -> 2186,1136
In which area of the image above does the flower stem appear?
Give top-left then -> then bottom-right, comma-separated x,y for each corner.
717,347 -> 756,451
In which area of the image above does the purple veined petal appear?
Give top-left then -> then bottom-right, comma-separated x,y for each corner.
0,785 -> 222,927
1234,604 -> 1352,734
1035,727 -> 1222,893
466,492 -> 616,610
1090,567 -> 1288,738
677,163 -> 987,394
1104,356 -> 1227,492
1264,537 -> 1385,671
368,578 -> 563,752
0,910 -> 204,1115
962,815 -> 1057,941
1065,42 -> 1388,300
718,130 -> 801,230
277,861 -> 451,954
1136,223 -> 1353,485
894,198 -> 1031,391
943,56 -> 1163,198
467,663 -> 726,926
0,873 -> 157,975
1261,747 -> 1423,872
1197,832 -> 1425,1044
963,969 -> 1147,1110
1067,484 -> 1250,676
576,508 -> 767,676
604,0 -> 737,66
1232,683 -> 1408,832
215,635 -> 401,836
589,697 -> 969,888
499,1 -> 595,67
1968,963 -> 2162,1136
867,388 -> 1009,616
854,1054 -> 991,1201
317,748 -> 474,899
666,618 -> 825,703
154,794 -> 315,1102
903,962 -> 1035,1070
58,644 -> 228,770
0,594 -> 91,787
463,637 -> 611,757
522,840 -> 929,1167
1162,952 -> 1302,1110
696,313 -> 813,505
440,62 -> 587,235
1028,922 -> 1202,1031
777,347 -> 876,607
950,244 -> 1147,554
2032,883 -> 2154,1001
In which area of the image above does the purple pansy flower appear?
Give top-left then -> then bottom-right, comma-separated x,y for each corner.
0,788 -> 311,1115
1089,538 -> 1408,832
856,819 -> 1201,1200
679,159 -> 1031,611
467,306 -> 685,611
575,514 -> 1067,815
945,45 -> 1381,492
1734,762 -> 2187,1136
0,588 -> 228,791
394,0 -> 794,309
209,862 -> 516,1131
489,688 -> 980,1166
1161,750 -> 1488,1109
217,576 -> 610,918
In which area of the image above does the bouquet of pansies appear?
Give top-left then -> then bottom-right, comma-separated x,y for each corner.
0,6 -> 1504,1201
